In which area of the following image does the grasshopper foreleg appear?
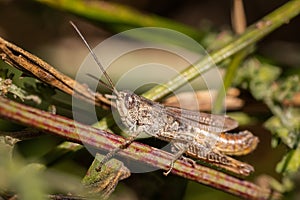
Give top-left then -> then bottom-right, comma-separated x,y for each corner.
96,131 -> 140,172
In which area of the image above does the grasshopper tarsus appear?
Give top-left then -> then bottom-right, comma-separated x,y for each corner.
163,164 -> 174,176
163,144 -> 188,176
163,153 -> 197,176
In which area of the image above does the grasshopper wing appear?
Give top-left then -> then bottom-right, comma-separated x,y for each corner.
165,106 -> 238,133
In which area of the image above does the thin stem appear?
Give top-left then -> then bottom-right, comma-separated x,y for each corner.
213,49 -> 249,114
0,96 -> 280,200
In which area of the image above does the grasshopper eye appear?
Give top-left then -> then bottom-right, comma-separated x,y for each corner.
125,93 -> 136,109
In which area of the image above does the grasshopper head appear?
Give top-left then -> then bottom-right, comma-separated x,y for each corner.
115,90 -> 140,129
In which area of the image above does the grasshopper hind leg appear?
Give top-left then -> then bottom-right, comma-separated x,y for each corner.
196,148 -> 254,176
165,140 -> 255,177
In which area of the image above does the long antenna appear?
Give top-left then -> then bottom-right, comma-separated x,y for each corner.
87,73 -> 114,93
70,21 -> 119,95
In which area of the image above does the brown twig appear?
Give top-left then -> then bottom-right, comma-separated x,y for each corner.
0,96 -> 281,200
0,37 -> 110,107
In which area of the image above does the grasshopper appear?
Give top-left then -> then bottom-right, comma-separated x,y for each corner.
71,22 -> 259,176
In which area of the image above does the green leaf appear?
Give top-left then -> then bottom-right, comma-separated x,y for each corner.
264,115 -> 297,148
276,148 -> 300,175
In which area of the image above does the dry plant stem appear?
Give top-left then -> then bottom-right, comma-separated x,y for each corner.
0,37 -> 110,107
0,96 -> 280,200
231,0 -> 246,35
